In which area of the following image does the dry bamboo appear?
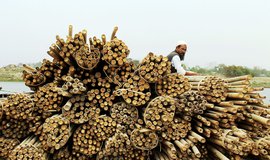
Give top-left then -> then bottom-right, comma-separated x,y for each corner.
8,136 -> 48,160
0,137 -> 20,159
3,93 -> 34,120
110,101 -> 138,126
187,76 -> 228,103
139,52 -> 171,83
144,96 -> 176,130
62,95 -> 101,124
130,128 -> 159,150
156,73 -> 191,98
102,32 -> 129,66
34,82 -> 64,113
114,74 -> 151,106
39,115 -> 71,153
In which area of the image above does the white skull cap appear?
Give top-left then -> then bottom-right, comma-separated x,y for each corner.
176,41 -> 187,47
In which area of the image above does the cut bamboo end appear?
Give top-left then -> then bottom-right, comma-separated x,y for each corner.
251,114 -> 270,125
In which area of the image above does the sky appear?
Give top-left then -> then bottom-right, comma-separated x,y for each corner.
0,0 -> 270,69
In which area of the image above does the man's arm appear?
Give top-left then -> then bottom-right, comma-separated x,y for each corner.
171,55 -> 186,75
185,71 -> 198,76
172,55 -> 198,76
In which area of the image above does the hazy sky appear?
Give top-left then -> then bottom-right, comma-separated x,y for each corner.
0,0 -> 270,69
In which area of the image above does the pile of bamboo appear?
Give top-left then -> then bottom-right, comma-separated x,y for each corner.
39,59 -> 62,82
0,137 -> 19,159
8,136 -> 48,160
0,116 -> 31,139
156,73 -> 191,98
130,128 -> 159,150
139,52 -> 171,83
72,121 -> 103,156
114,61 -> 137,86
188,76 -> 228,103
74,45 -> 100,70
110,102 -> 138,125
34,82 -> 64,113
98,131 -> 133,159
102,27 -> 130,67
39,115 -> 71,153
62,76 -> 87,95
144,96 -> 176,130
2,93 -> 34,120
62,95 -> 101,124
114,74 -> 151,106
22,64 -> 46,88
0,25 -> 270,160
86,77 -> 115,111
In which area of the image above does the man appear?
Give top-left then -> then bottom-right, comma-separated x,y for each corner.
167,41 -> 198,76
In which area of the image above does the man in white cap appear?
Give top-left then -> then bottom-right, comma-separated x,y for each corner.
167,41 -> 198,76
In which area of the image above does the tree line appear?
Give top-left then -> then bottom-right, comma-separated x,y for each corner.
189,64 -> 270,77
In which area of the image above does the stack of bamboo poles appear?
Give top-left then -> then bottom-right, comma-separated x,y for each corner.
161,117 -> 192,141
139,52 -> 171,83
72,121 -> 103,156
110,102 -> 138,126
0,137 -> 20,159
86,77 -> 115,111
114,61 -> 137,86
102,27 -> 130,67
62,76 -> 87,95
34,82 -> 64,114
39,115 -> 72,153
62,94 -> 101,124
156,73 -> 191,98
1,25 -> 270,160
74,44 -> 100,70
176,91 -> 208,117
2,93 -> 34,120
130,128 -> 159,150
98,131 -> 133,159
39,59 -> 62,82
52,146 -> 73,160
144,96 -> 176,130
8,136 -> 48,160
0,116 -> 31,139
188,76 -> 228,103
114,74 -> 151,106
22,64 -> 46,89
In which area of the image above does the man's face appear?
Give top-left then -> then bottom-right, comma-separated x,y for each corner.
176,44 -> 187,55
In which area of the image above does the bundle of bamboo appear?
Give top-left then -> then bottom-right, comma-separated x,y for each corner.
144,96 -> 176,130
156,73 -> 191,98
8,136 -> 48,160
102,27 -> 129,67
188,76 -> 228,103
139,52 -> 171,83
1,25 -> 269,160
39,115 -> 71,153
3,93 -> 34,120
34,82 -> 64,113
114,74 -> 151,106
0,137 -> 19,159
62,95 -> 101,124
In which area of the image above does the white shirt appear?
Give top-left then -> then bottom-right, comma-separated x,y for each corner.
171,55 -> 186,75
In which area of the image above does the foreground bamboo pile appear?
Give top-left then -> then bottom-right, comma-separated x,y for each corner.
0,25 -> 270,160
